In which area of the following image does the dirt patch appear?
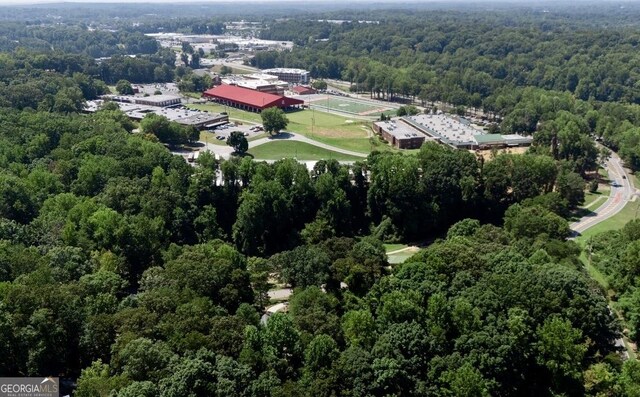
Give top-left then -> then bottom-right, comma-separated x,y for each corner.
472,146 -> 529,161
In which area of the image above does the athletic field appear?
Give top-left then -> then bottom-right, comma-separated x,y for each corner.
308,95 -> 396,117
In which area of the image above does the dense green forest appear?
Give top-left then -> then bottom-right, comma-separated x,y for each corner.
0,106 -> 634,395
1,2 -> 640,396
589,220 -> 640,347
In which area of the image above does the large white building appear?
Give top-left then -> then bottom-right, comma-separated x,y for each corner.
85,100 -> 228,130
375,114 -> 532,150
262,68 -> 310,84
221,75 -> 288,95
102,94 -> 182,108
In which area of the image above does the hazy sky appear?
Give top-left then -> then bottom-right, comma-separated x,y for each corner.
0,0 -> 362,3
0,0 -> 614,4
0,0 -> 525,4
0,0 -> 321,4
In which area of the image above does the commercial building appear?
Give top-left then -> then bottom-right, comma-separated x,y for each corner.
375,114 -> 532,150
403,114 -> 532,150
102,94 -> 182,108
262,68 -> 310,84
245,73 -> 280,82
373,119 -> 432,149
147,33 -> 294,52
202,84 -> 304,112
221,76 -> 287,95
85,100 -> 228,130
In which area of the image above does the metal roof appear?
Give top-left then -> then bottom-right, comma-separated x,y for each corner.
474,134 -> 506,145
203,84 -> 303,109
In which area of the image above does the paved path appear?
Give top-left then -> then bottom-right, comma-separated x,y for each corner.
571,151 -> 635,235
570,150 -> 638,360
268,288 -> 292,301
386,246 -> 419,255
199,131 -> 368,161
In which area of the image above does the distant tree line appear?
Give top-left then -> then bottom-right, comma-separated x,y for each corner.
253,12 -> 640,171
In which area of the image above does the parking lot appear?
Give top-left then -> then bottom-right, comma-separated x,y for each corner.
207,122 -> 264,141
134,83 -> 180,96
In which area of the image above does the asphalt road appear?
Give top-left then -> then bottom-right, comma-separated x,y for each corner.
571,151 -> 635,235
569,151 -> 637,360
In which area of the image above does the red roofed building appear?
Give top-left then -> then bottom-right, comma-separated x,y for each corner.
202,84 -> 304,112
291,86 -> 316,95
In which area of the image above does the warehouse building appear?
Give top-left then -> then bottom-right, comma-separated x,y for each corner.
373,119 -> 432,149
221,76 -> 288,95
202,84 -> 304,112
102,94 -> 182,108
262,68 -> 310,84
403,114 -> 532,150
375,114 -> 532,150
85,100 -> 228,130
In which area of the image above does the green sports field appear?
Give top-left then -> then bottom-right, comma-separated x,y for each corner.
309,96 -> 396,117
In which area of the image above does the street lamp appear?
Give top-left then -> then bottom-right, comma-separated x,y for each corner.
311,106 -> 315,138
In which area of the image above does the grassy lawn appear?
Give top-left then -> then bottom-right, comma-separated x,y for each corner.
583,188 -> 610,209
183,92 -> 202,99
187,105 -> 397,154
286,109 -> 402,154
211,64 -> 255,75
387,252 -> 416,264
248,141 -> 364,161
327,81 -> 351,91
575,200 -> 640,245
599,167 -> 610,179
631,171 -> 640,190
187,103 -> 263,124
579,251 -> 610,290
581,166 -> 611,210
286,110 -> 371,153
384,245 -> 423,264
384,243 -> 409,253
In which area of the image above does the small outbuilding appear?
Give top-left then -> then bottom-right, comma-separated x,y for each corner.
291,86 -> 317,95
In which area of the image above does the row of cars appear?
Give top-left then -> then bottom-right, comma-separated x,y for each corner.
213,123 -> 263,141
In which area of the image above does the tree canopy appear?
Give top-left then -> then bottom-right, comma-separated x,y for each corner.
261,107 -> 289,135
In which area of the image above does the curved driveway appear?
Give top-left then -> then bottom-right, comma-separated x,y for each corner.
199,131 -> 368,160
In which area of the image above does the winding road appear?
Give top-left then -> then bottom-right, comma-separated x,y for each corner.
571,151 -> 636,236
569,150 -> 639,360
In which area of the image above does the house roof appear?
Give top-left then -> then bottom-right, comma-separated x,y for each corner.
203,84 -> 303,109
292,86 -> 316,94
